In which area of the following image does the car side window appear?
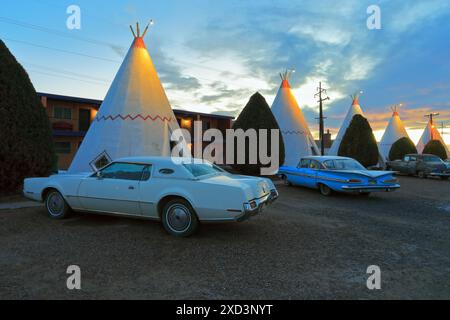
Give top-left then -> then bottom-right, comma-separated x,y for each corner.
309,160 -> 320,169
323,160 -> 335,169
404,156 -> 410,161
410,156 -> 417,162
300,159 -> 310,168
99,163 -> 147,181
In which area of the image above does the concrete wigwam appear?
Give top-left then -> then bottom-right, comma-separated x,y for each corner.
69,22 -> 182,172
270,71 -> 319,167
379,106 -> 410,161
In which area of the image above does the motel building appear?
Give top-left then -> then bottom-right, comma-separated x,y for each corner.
38,92 -> 234,170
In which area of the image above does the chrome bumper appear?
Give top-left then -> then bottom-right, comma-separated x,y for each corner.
429,172 -> 450,177
341,184 -> 400,192
238,189 -> 279,222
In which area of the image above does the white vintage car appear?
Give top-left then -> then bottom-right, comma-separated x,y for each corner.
23,157 -> 278,237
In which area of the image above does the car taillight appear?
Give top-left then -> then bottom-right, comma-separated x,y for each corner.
348,179 -> 362,183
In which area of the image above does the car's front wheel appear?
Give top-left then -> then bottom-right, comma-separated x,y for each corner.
162,199 -> 199,237
45,190 -> 71,219
319,184 -> 333,196
417,171 -> 426,179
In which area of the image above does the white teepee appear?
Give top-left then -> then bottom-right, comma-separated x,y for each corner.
328,93 -> 364,156
379,107 -> 410,161
270,71 -> 319,167
69,22 -> 183,173
416,120 -> 449,157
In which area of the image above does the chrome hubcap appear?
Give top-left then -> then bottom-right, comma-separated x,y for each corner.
47,192 -> 63,216
166,204 -> 191,232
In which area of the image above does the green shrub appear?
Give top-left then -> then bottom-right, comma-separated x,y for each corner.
422,140 -> 447,160
231,92 -> 285,175
0,40 -> 56,194
338,114 -> 379,167
389,137 -> 417,161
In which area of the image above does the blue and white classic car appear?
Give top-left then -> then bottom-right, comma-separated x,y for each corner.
277,156 -> 400,196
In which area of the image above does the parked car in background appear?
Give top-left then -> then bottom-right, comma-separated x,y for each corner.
23,157 -> 278,237
277,156 -> 400,196
386,154 -> 450,180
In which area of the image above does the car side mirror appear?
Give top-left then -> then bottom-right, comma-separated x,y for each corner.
96,171 -> 103,179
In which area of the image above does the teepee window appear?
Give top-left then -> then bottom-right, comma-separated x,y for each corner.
90,151 -> 112,171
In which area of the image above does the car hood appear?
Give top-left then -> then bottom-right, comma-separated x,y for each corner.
199,174 -> 274,199
324,170 -> 394,178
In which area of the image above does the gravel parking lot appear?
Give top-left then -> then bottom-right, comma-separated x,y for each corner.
1,176 -> 449,299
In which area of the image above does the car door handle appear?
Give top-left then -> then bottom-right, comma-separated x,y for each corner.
128,186 -> 135,190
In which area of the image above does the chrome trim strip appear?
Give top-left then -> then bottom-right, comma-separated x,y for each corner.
342,184 -> 400,190
75,195 -> 154,204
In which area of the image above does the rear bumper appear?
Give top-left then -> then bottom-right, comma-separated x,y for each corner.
428,172 -> 450,177
237,189 -> 279,222
341,184 -> 400,192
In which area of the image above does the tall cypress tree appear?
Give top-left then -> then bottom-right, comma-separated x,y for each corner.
0,40 -> 56,193
422,140 -> 447,160
231,92 -> 285,175
389,137 -> 417,161
338,114 -> 379,167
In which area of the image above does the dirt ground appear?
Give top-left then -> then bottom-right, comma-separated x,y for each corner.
0,176 -> 449,299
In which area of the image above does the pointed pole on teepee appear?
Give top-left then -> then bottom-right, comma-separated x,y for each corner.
424,112 -> 440,140
129,25 -> 137,38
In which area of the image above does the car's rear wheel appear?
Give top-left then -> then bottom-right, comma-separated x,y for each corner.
162,199 -> 199,237
417,171 -> 426,179
45,190 -> 71,219
319,184 -> 332,196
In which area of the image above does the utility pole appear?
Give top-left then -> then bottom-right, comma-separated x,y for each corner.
424,112 -> 439,140
315,82 -> 329,156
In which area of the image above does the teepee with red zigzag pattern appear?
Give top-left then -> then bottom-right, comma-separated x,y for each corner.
69,22 -> 182,173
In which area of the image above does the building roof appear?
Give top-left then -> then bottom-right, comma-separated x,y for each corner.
37,92 -> 234,120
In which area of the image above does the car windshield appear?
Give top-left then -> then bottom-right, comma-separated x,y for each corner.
423,156 -> 444,163
183,162 -> 225,177
323,159 -> 366,170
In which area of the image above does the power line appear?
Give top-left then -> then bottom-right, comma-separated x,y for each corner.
28,69 -> 109,86
2,37 -> 121,63
0,16 -> 127,50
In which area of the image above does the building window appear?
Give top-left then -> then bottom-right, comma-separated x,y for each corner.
54,142 -> 71,154
79,108 -> 91,131
54,107 -> 72,120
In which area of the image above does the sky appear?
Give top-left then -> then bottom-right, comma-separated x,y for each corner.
1,0 -> 450,147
